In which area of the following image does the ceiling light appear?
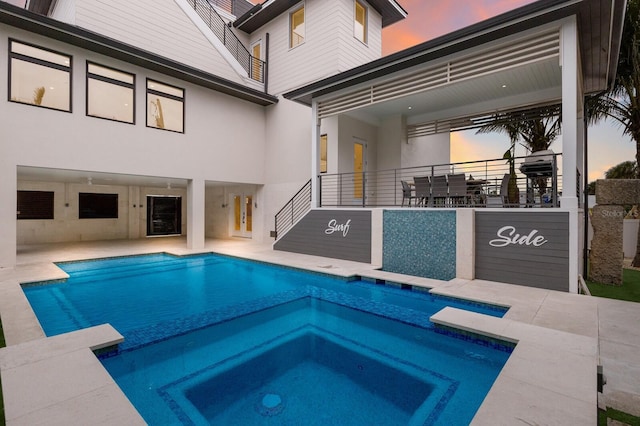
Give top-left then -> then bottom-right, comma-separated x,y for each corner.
501,84 -> 507,88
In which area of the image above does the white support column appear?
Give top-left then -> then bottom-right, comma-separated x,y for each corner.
0,163 -> 17,268
456,208 -> 475,280
560,17 -> 581,293
187,178 -> 206,250
311,100 -> 320,208
560,17 -> 579,209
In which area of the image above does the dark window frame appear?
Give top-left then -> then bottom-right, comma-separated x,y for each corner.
8,38 -> 73,112
78,192 -> 119,219
17,190 -> 54,220
146,78 -> 185,134
86,61 -> 136,124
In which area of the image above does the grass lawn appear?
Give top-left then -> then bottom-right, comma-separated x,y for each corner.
1,318 -> 4,425
587,268 -> 640,303
599,407 -> 640,426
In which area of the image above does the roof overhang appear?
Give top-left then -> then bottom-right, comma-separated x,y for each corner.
235,0 -> 407,33
0,2 -> 278,106
26,0 -> 55,15
284,0 -> 625,116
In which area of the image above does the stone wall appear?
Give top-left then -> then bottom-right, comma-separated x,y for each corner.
590,179 -> 640,285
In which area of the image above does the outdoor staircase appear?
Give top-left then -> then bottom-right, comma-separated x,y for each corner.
274,180 -> 312,240
187,0 -> 265,83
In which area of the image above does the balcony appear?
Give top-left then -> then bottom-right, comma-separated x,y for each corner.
318,153 -> 565,208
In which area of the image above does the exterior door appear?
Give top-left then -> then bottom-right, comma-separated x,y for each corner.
147,196 -> 181,236
231,194 -> 253,238
353,140 -> 365,201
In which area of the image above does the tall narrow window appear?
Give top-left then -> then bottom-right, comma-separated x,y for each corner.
9,39 -> 71,111
146,79 -> 185,133
87,62 -> 135,123
251,40 -> 263,82
320,134 -> 328,173
355,1 -> 367,44
290,6 -> 305,48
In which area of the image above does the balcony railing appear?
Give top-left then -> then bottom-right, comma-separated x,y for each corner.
189,0 -> 266,83
318,153 -> 563,208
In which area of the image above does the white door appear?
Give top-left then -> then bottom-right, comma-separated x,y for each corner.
231,193 -> 253,238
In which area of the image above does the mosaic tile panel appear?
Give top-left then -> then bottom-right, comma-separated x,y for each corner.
383,210 -> 456,280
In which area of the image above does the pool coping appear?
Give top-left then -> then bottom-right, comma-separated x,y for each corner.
0,239 -> 612,424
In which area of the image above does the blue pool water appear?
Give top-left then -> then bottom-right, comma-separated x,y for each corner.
23,253 -> 512,425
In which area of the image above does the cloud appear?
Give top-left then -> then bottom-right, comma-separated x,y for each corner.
383,0 -> 536,55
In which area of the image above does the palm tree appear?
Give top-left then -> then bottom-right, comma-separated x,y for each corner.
477,105 -> 562,203
587,0 -> 640,266
605,160 -> 638,179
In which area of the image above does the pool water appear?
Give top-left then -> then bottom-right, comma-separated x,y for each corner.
23,253 -> 512,425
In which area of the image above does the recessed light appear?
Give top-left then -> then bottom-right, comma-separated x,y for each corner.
501,84 -> 507,88
408,106 -> 412,110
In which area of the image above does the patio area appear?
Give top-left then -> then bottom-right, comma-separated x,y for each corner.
0,237 -> 638,424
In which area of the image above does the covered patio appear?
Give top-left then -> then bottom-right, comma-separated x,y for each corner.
279,0 -> 625,294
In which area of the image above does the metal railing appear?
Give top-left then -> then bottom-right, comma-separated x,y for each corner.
274,179 -> 312,239
189,0 -> 266,83
318,153 -> 563,208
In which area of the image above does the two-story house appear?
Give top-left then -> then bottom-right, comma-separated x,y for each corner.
0,0 -> 406,267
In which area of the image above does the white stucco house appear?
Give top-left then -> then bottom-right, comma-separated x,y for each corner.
0,0 -> 626,293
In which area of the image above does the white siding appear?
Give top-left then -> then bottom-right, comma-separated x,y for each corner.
251,0 -> 382,96
73,0 -> 244,84
50,0 -> 76,24
336,0 -> 382,71
1,27 -> 268,246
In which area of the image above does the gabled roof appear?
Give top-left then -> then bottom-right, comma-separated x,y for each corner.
284,0 -> 625,106
235,0 -> 407,33
0,2 -> 278,106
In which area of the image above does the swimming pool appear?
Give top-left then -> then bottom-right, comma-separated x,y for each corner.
23,253 -> 512,425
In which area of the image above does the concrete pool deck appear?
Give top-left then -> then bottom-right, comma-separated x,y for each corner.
0,238 -> 638,424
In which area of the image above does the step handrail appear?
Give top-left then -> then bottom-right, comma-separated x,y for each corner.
274,179 -> 312,240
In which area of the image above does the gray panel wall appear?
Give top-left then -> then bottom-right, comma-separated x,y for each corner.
274,210 -> 372,263
475,212 -> 569,291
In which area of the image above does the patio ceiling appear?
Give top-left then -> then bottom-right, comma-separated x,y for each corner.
284,0 -> 626,128
17,166 -> 190,189
342,47 -> 562,127
16,166 -> 236,189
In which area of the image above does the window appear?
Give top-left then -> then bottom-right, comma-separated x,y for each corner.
9,39 -> 71,111
87,62 -> 135,123
17,191 -> 54,220
320,134 -> 328,173
290,6 -> 305,48
355,1 -> 367,44
250,40 -> 263,82
79,193 -> 118,219
147,79 -> 185,133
